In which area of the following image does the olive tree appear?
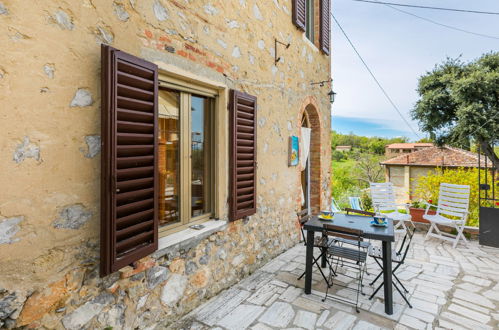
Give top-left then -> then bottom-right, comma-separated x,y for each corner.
412,52 -> 499,169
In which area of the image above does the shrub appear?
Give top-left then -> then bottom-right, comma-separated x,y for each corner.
332,150 -> 345,161
412,167 -> 483,227
360,190 -> 373,212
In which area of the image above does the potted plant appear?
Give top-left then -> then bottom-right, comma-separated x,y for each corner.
409,200 -> 436,223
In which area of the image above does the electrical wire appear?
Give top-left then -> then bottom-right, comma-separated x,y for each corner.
352,0 -> 499,15
331,14 -> 421,138
384,4 -> 499,40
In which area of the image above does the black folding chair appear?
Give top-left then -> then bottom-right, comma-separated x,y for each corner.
322,224 -> 367,313
297,211 -> 334,286
368,227 -> 415,308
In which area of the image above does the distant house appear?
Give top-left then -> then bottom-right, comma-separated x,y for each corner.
385,143 -> 433,159
335,145 -> 352,152
381,146 -> 483,202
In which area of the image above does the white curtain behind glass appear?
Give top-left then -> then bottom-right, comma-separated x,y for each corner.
300,127 -> 312,205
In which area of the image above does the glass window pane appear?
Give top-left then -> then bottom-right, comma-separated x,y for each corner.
306,0 -> 314,41
191,95 -> 212,217
158,90 -> 181,227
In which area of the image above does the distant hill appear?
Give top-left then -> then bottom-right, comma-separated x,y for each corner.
331,131 -> 429,155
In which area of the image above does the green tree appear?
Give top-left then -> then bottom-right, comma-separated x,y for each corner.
332,150 -> 345,161
330,131 -> 409,156
352,152 -> 384,184
412,52 -> 499,169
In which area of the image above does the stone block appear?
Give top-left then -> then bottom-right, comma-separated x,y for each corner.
258,302 -> 294,328
70,88 -> 93,107
293,310 -> 317,330
120,257 -> 156,279
160,273 -> 188,307
194,288 -> 250,326
61,293 -> 114,330
13,137 -> 40,164
52,204 -> 92,230
146,266 -> 169,289
322,311 -> 357,330
217,304 -> 265,330
0,216 -> 23,244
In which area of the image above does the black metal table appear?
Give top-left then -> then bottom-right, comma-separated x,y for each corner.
303,213 -> 395,314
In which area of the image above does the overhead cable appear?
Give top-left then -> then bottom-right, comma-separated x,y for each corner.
332,14 -> 421,138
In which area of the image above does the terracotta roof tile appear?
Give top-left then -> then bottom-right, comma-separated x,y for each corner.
381,146 -> 489,168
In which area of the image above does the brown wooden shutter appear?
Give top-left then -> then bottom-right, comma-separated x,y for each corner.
292,0 -> 306,31
100,44 -> 158,277
229,90 -> 257,221
320,0 -> 331,55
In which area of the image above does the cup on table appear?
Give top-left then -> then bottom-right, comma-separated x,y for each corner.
373,215 -> 386,225
320,211 -> 334,218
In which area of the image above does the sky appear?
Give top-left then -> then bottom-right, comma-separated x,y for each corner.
330,0 -> 499,141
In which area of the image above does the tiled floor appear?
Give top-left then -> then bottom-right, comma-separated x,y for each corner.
175,232 -> 499,329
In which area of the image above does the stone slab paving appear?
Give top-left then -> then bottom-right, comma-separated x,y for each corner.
174,233 -> 499,330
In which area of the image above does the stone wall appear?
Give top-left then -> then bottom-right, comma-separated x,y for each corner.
0,0 -> 331,328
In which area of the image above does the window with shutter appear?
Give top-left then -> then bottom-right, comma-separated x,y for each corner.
100,44 -> 159,277
229,90 -> 257,221
292,0 -> 307,31
320,0 -> 331,55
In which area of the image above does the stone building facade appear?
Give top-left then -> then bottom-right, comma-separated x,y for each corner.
384,143 -> 433,159
0,0 -> 331,328
381,146 -> 483,203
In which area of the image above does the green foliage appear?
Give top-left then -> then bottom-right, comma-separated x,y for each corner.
412,52 -> 499,168
351,152 -> 384,184
412,168 -> 483,227
331,131 -> 408,155
332,150 -> 346,162
360,190 -> 373,211
331,154 -> 383,211
416,137 -> 434,143
331,132 -> 406,212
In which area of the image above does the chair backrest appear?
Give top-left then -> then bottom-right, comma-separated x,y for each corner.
396,227 -> 415,263
297,210 -> 310,243
370,182 -> 398,212
297,209 -> 310,226
349,197 -> 363,211
436,183 -> 470,220
331,198 -> 342,212
323,223 -> 364,246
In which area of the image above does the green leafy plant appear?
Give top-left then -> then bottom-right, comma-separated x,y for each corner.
412,167 -> 485,227
360,190 -> 373,212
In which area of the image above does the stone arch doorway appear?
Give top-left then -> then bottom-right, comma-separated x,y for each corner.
299,98 -> 322,214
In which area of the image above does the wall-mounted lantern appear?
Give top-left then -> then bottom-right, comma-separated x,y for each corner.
311,78 -> 336,104
328,90 -> 336,104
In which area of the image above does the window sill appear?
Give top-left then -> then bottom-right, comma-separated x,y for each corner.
302,34 -> 319,52
152,219 -> 227,258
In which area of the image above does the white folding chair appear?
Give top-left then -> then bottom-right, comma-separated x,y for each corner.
424,183 -> 470,248
349,197 -> 363,211
331,198 -> 342,213
370,182 -> 414,234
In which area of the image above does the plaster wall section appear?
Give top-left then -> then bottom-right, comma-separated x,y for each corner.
0,1 -> 331,328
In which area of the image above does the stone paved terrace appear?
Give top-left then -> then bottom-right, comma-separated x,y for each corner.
172,232 -> 499,330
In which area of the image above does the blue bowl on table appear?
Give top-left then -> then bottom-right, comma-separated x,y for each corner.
319,211 -> 334,220
372,215 -> 387,226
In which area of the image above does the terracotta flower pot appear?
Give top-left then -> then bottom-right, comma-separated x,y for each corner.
410,207 -> 436,223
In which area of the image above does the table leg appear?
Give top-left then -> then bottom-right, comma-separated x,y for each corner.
305,229 -> 314,294
321,232 -> 327,268
382,240 -> 393,315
